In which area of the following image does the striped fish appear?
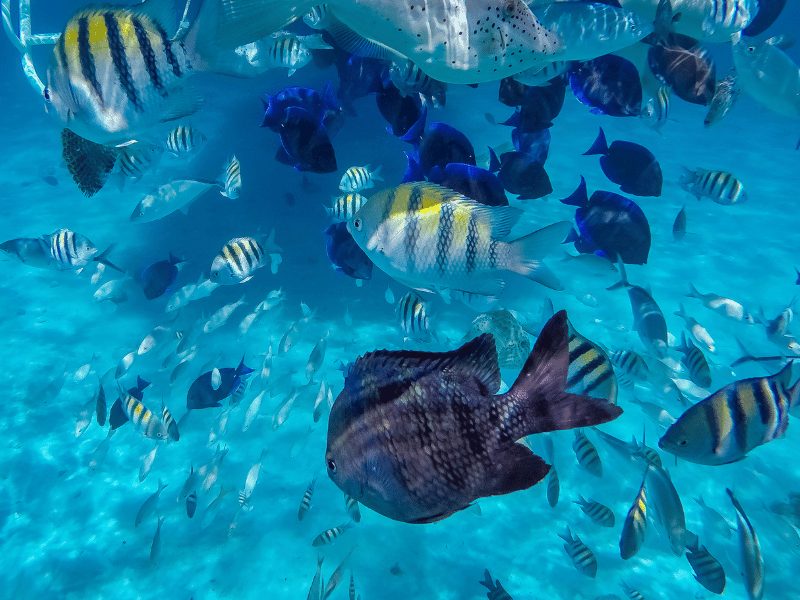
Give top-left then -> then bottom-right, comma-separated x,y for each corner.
620,581 -> 645,600
620,471 -> 648,560
161,405 -> 179,441
43,0 -> 261,147
686,535 -> 726,594
608,349 -> 649,388
165,124 -> 206,155
344,493 -> 361,523
573,429 -> 602,477
253,31 -> 328,75
389,59 -> 447,107
221,155 -> 242,199
574,496 -> 615,527
43,228 -> 119,272
339,165 -> 383,193
675,303 -> 716,353
727,489 -> 764,600
117,144 -> 162,180
676,332 -> 712,388
186,491 -> 197,518
349,574 -> 356,600
326,193 -> 367,222
478,569 -> 513,600
698,0 -> 755,38
303,5 -> 331,29
641,85 -> 670,131
348,182 -> 569,301
659,362 -> 800,465
113,392 -> 169,440
311,521 -> 353,547
705,70 -> 740,127
546,466 -> 560,508
298,476 -> 317,521
396,291 -> 433,343
558,526 -> 597,578
566,323 -> 618,404
210,235 -> 273,285
679,167 -> 747,205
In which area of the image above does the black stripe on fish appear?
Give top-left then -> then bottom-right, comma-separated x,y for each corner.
435,202 -> 455,277
132,17 -> 166,97
56,31 -> 69,73
465,213 -> 478,275
489,240 -> 498,269
78,17 -> 104,106
224,242 -> 245,274
104,12 -> 141,112
731,384 -> 750,453
157,24 -> 181,77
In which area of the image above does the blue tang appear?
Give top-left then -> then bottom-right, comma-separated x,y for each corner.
187,358 -> 254,410
141,252 -> 184,300
324,222 -> 373,280
584,128 -> 662,197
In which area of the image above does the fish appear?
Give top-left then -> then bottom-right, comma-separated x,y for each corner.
139,445 -> 159,482
428,163 -> 509,207
327,193 -> 368,222
479,569 -> 513,600
648,33 -> 716,106
645,463 -> 692,555
376,84 -> 425,139
349,573 -> 357,600
674,303 -> 715,353
513,60 -> 570,87
240,449 -> 266,510
110,389 -> 169,441
463,310 -> 531,369
166,124 -> 206,155
141,252 -> 184,300
150,517 -> 164,566
298,476 -> 317,521
727,489 -> 764,600
323,547 -> 357,599
389,59 -> 447,107
500,75 -> 567,132
574,496 -> 615,527
187,357 -> 254,409
566,323 -> 618,405
573,429 -> 602,477
201,446 -> 229,494
324,222 -> 374,280
396,291 -> 433,343
130,179 -> 219,222
306,556 -> 324,600
672,206 -> 687,241
261,84 -> 337,131
162,405 -> 179,441
620,470 -> 648,559
95,383 -> 107,426
608,260 -> 668,358
569,55 -> 643,118
546,465 -> 560,508
201,486 -> 233,530
277,107 -> 338,173
561,177 -> 651,265
487,148 -> 552,200
583,128 -> 662,197
679,167 -> 747,205
93,274 -> 132,304
743,0 -> 787,36
221,154 -> 242,199
58,129 -> 119,196
630,396 -> 675,429
116,144 -> 162,182
135,479 -> 168,528
558,526 -> 597,578
203,296 -> 246,333
676,332 -> 712,388
347,182 -> 570,301
325,310 -> 623,523
512,128 -> 551,166
43,228 -> 122,272
75,396 -> 95,438
620,581 -> 645,600
686,284 -> 754,323
705,70 -> 740,127
339,165 -> 383,193
88,428 -> 115,474
242,31 -> 330,75
640,84 -> 671,131
412,121 -> 476,177
685,535 -> 726,594
344,494 -> 361,523
210,232 -> 282,285
659,362 -> 800,465
694,496 -> 732,539
306,336 -> 328,380
311,521 -> 353,547
1,237 -> 58,269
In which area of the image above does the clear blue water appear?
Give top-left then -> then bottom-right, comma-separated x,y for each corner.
1,2 -> 799,599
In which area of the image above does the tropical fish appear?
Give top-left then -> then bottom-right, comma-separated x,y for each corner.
704,70 -> 740,127
501,75 -> 567,132
558,526 -> 597,578
672,206 -> 686,241
261,84 -> 338,130
43,228 -> 121,272
428,163 -> 509,207
561,177 -> 651,265
201,486 -> 233,530
686,284 -> 754,323
463,310 -> 530,369
583,128 -> 662,197
339,165 -> 383,193
676,332 -> 712,388
130,178 -> 219,222
679,167 -> 747,205
388,59 -> 447,107
344,494 -> 361,523
116,144 -> 162,182
187,357 -> 254,409
640,84 -> 671,131
413,121 -> 476,176
210,232 -> 282,285
141,252 -> 184,300
162,405 -> 179,441
377,83 -> 425,139
608,260 -> 668,358
135,479 -> 168,528
685,535 -> 726,594
150,517 -> 165,566
242,31 -> 330,75
488,148 -> 552,200
277,107 -> 337,173
325,311 -> 623,523
479,569 -> 513,600
659,362 -> 800,465
139,445 -> 158,482
327,193 -> 368,222
620,470 -> 648,559
298,476 -> 317,520
240,449 -> 266,510
645,463 -> 692,555
648,33 -> 716,105
165,124 -> 206,155
110,387 -> 169,440
694,495 -> 732,539
675,303 -> 715,353
573,429 -> 602,477
565,323 -> 618,404
324,222 -> 374,280
347,182 -> 570,301
396,291 -> 433,343
311,522 -> 353,547
727,489 -> 764,600
569,55 -> 643,118
306,336 -> 328,380
574,496 -> 615,527
0,237 -> 57,269
221,154 -> 242,199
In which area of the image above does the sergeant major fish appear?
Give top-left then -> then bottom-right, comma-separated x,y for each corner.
396,291 -> 434,343
43,228 -> 122,272
558,526 -> 597,578
210,231 -> 282,284
619,470 -> 648,559
679,168 -> 747,205
325,310 -> 623,523
339,165 -> 383,193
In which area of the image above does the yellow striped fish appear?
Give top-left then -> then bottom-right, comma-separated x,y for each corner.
166,124 -> 206,155
659,362 -> 800,465
619,471 -> 648,560
221,155 -> 242,199
679,167 -> 747,205
210,232 -> 281,284
566,322 -> 618,404
339,164 -> 383,193
347,182 -> 569,301
558,526 -> 597,578
118,392 -> 169,440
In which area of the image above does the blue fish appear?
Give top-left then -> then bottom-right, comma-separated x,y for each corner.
410,118 -> 475,177
141,252 -> 183,300
277,107 -> 338,174
584,128 -> 662,197
187,358 -> 254,410
324,222 -> 373,280
647,34 -> 715,106
261,86 -> 329,131
428,163 -> 508,207
561,176 -> 651,265
401,151 -> 425,184
512,128 -> 551,166
335,55 -> 388,116
569,56 -> 642,118
376,83 -> 424,139
109,376 -> 151,429
502,75 -> 567,133
488,148 -> 552,200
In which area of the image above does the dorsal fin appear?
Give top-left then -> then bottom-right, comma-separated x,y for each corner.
133,0 -> 177,33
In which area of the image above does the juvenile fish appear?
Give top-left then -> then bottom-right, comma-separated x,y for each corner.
344,494 -> 361,523
573,429 -> 602,477
558,526 -> 597,578
312,522 -> 353,547
201,487 -> 234,530
135,479 -> 168,528
686,284 -> 754,323
574,496 -> 615,527
221,154 -> 242,199
306,336 -> 328,380
608,349 -> 649,388
162,405 -> 179,442
674,303 -> 716,353
166,124 -> 206,155
240,449 -> 266,510
396,291 -> 433,343
203,295 -> 246,333
339,164 -> 383,193
727,488 -> 764,600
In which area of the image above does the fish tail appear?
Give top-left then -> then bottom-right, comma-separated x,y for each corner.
370,164 -> 383,182
606,255 -> 629,291
507,222 -> 572,291
686,283 -> 701,299
400,105 -> 427,145
488,147 -> 501,173
559,176 -> 589,208
582,128 -> 608,156
674,302 -> 687,318
94,244 -> 124,273
502,311 -> 623,439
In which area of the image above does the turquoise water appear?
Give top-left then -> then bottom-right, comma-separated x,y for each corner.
1,2 -> 800,599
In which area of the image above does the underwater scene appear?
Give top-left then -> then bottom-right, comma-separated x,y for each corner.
1,0 -> 800,598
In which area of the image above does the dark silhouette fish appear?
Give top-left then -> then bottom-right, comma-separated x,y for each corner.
277,107 -> 338,174
647,34 -> 715,106
187,358 -> 253,410
109,376 -> 150,430
412,120 -> 476,176
513,128 -> 551,166
569,55 -> 643,118
324,222 -> 373,280
325,311 -> 623,524
141,252 -> 184,300
428,163 -> 509,207
375,83 -> 424,138
499,76 -> 527,107
489,148 -> 552,200
261,85 -> 332,131
584,128 -> 662,197
561,176 -> 651,265
335,55 -> 388,117
502,75 -> 567,133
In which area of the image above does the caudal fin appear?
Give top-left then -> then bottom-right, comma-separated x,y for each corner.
501,311 -> 623,439
507,221 -> 572,290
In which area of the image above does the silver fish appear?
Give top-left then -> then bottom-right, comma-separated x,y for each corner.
139,445 -> 159,482
240,449 -> 266,510
694,495 -> 732,539
727,488 -> 764,600
203,295 -> 246,333
150,516 -> 165,566
131,179 -> 219,222
135,479 -> 168,528
88,428 -> 115,474
574,496 -> 615,527
221,154 -> 242,199
674,303 -> 716,353
242,391 -> 265,432
676,332 -> 712,388
201,486 -> 233,529
645,463 -> 691,556
679,168 -> 747,205
396,291 -> 433,343
306,336 -> 328,380
704,70 -> 739,127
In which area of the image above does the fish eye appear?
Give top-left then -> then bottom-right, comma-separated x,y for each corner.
746,45 -> 756,55
139,211 -> 145,216
679,439 -> 688,446
352,218 -> 362,231
503,0 -> 515,16
230,273 -> 235,278
327,458 -> 336,472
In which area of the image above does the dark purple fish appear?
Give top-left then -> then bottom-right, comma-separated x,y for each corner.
499,76 -> 527,107
325,310 -> 623,524
583,127 -> 662,197
376,83 -> 424,138
569,56 -> 643,117
414,121 -> 475,177
187,358 -> 253,410
743,0 -> 787,36
513,128 -> 551,166
336,55 -> 388,116
324,222 -> 373,280
277,107 -> 337,174
502,75 -> 566,132
561,176 -> 651,265
261,86 -> 330,131
489,148 -> 552,200
428,163 -> 508,207
141,252 -> 183,300
648,33 -> 715,106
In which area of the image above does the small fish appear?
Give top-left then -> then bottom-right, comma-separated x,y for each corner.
672,206 -> 687,241
161,405 -> 179,442
566,323 -> 618,405
131,179 -> 220,222
141,252 -> 184,300
344,494 -> 361,523
201,486 -> 234,530
277,107 -> 338,174
241,449 -> 266,510
135,479 -> 168,528
349,573 -> 357,600
221,154 -> 243,200
644,463 -> 691,556
186,492 -> 197,518
0,237 -> 56,269
150,517 -> 165,566
389,58 -> 447,107
110,389 -> 169,440
117,145 -> 162,182
211,232 -> 282,285
574,496 -> 615,528
583,128 -> 662,197
306,556 -> 324,600
43,228 -> 121,272
676,332 -> 712,388
674,304 -> 716,353
685,535 -> 726,594
327,193 -> 367,222
339,165 -> 383,193
203,296 -> 246,333
298,476 -> 317,521
272,387 -> 300,429
679,168 -> 747,205
187,357 -> 254,409
243,31 -> 330,75
487,147 -> 552,200
306,336 -> 328,380
620,471 -> 648,560
573,429 -> 602,478
705,70 -> 740,127
694,496 -> 732,540
312,522 -> 353,547
686,283 -> 754,323
166,124 -> 206,155
640,84 -> 671,131
546,466 -> 560,508
396,291 -> 433,343
479,569 -> 513,600
139,445 -> 159,482
75,396 -> 94,438
569,55 -> 643,118
323,546 -> 357,599
95,383 -> 107,426
620,581 -> 645,600
558,526 -> 597,578
179,465 -> 199,501
727,489 -> 764,600
242,391 -> 264,432
88,428 -> 115,474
